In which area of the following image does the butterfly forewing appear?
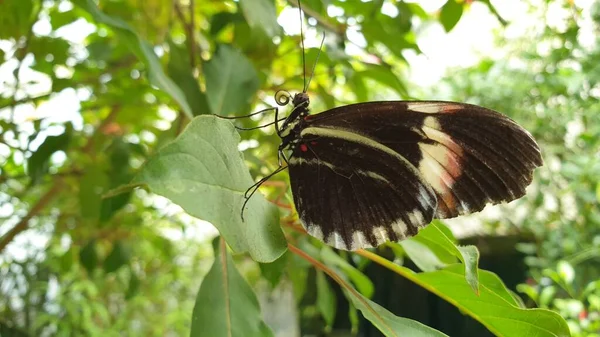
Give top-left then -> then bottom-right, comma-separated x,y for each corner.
288,101 -> 542,249
288,127 -> 437,250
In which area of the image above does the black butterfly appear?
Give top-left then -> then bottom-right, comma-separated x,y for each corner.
233,5 -> 542,251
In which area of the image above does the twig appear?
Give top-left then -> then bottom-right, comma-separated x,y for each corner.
173,0 -> 198,70
0,180 -> 64,253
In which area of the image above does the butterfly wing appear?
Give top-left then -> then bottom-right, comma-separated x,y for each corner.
288,127 -> 438,250
300,101 -> 543,220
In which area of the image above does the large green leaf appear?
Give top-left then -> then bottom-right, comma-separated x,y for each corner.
191,240 -> 274,337
134,115 -> 286,263
290,244 -> 449,337
409,222 -> 480,293
239,0 -> 280,37
362,252 -> 571,337
415,265 -> 569,337
349,294 -> 449,337
74,0 -> 193,118
205,44 -> 260,116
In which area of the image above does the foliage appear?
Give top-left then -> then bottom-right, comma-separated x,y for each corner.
0,0 -> 582,336
433,1 -> 600,336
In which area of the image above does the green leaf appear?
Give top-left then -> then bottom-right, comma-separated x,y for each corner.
167,39 -> 211,116
439,0 -> 463,32
125,269 -> 140,299
348,304 -> 359,334
316,270 -> 337,330
416,265 -> 569,336
79,240 -> 98,274
0,0 -> 34,39
373,256 -> 570,337
413,222 -> 480,293
399,240 -> 449,272
100,139 -> 133,222
595,182 -> 600,203
205,44 -> 260,116
29,36 -> 71,64
103,241 -> 131,273
74,0 -> 193,118
346,286 -> 449,337
79,166 -> 109,222
134,115 -> 286,263
295,244 -> 449,336
289,255 -> 309,301
210,12 -> 244,36
191,240 -> 274,337
239,0 -> 280,37
321,247 -> 374,298
539,286 -> 557,308
27,124 -> 72,184
359,64 -> 408,97
259,251 -> 288,288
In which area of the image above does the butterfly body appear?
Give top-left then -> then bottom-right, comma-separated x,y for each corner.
278,95 -> 542,250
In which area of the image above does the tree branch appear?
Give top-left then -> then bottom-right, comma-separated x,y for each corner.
174,0 -> 198,70
0,180 -> 64,253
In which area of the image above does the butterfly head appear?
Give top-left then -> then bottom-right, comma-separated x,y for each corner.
293,92 -> 310,108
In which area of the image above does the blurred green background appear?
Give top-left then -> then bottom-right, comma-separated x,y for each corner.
0,0 -> 599,336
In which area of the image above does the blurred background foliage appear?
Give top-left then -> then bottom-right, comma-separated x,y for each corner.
0,0 -> 598,336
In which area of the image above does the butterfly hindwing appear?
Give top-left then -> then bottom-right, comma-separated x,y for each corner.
288,126 -> 437,250
300,101 -> 543,220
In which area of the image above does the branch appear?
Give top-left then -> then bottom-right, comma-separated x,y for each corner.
0,93 -> 52,110
0,180 -> 64,253
174,0 -> 198,70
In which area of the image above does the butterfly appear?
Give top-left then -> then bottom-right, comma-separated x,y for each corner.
234,3 -> 542,251
276,94 -> 542,250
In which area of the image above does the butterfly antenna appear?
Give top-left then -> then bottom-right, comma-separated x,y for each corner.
305,33 -> 325,93
298,0 -> 307,92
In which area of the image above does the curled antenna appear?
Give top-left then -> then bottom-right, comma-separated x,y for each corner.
298,0 -> 307,92
305,32 -> 326,93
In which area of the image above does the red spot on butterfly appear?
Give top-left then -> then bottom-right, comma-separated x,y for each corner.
442,104 -> 462,113
310,141 -> 318,146
304,115 -> 313,121
300,144 -> 308,152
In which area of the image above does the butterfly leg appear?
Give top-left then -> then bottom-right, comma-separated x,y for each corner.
240,165 -> 289,221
